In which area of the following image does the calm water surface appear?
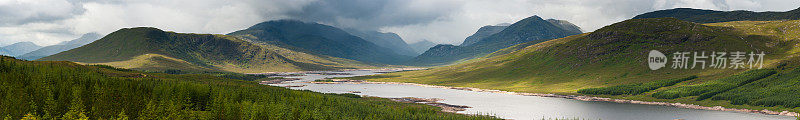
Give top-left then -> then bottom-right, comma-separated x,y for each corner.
267,70 -> 795,120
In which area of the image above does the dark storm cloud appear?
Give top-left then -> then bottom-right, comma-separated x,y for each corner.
285,0 -> 461,30
1,0 -> 799,46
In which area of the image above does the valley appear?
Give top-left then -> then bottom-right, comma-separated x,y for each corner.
2,2 -> 800,120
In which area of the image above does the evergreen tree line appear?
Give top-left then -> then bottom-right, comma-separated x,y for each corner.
577,76 -> 697,95
650,69 -> 776,99
0,56 -> 497,120
711,69 -> 800,108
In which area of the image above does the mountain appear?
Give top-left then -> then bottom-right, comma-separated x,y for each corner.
40,27 -> 373,73
356,18 -> 800,112
375,17 -> 796,92
409,40 -> 437,54
344,29 -> 419,56
18,33 -> 102,60
228,20 -> 411,64
460,24 -> 508,46
0,42 -> 42,56
410,16 -> 582,65
545,19 -> 583,33
632,7 -> 800,23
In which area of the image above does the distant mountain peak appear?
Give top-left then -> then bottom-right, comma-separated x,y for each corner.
411,15 -> 582,65
58,33 -> 102,45
0,41 -> 42,56
343,28 -> 418,56
545,19 -> 583,33
495,23 -> 512,26
409,40 -> 437,54
19,32 -> 103,60
229,19 -> 412,64
460,24 -> 509,46
11,41 -> 38,46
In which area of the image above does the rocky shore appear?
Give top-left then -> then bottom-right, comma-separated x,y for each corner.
258,78 -> 302,84
317,79 -> 800,117
247,68 -> 427,75
386,97 -> 471,113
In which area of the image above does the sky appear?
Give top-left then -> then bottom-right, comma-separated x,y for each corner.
1,0 -> 798,46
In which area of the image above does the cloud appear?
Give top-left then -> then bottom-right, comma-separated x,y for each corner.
0,0 -> 798,46
285,0 -> 462,30
0,0 -> 312,46
0,0 -> 78,26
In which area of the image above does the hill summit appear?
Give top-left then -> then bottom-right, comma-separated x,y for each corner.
40,27 -> 371,73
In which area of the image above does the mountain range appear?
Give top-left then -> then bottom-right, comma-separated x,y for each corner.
40,27 -> 372,73
409,40 -> 437,54
0,42 -> 42,57
409,16 -> 582,65
228,20 -> 412,64
460,24 -> 508,46
355,10 -> 800,112
344,28 -> 419,56
17,33 -> 102,60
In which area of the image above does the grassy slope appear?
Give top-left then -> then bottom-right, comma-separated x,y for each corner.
39,27 -> 375,73
633,7 -> 800,23
355,19 -> 800,112
0,56 -> 496,119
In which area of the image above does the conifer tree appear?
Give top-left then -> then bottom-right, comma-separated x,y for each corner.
62,88 -> 88,120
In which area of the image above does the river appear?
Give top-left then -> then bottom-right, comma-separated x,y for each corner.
264,70 -> 795,120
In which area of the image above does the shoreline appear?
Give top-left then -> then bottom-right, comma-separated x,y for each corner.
315,79 -> 800,117
246,68 -> 427,75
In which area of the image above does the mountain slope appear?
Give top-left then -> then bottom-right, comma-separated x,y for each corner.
39,27 -> 372,73
633,7 -> 800,23
409,40 -> 437,54
344,29 -> 418,56
410,16 -> 582,65
546,19 -> 583,33
228,20 -> 411,64
363,18 -> 799,93
357,18 -> 800,113
0,42 -> 42,56
18,33 -> 102,60
460,25 -> 508,46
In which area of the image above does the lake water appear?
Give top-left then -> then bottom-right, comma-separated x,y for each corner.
266,70 -> 795,120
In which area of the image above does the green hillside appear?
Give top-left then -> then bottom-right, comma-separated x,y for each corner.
39,27 -> 373,73
633,7 -> 800,23
0,56 -> 496,120
409,16 -> 582,65
228,20 -> 412,64
354,18 -> 800,112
